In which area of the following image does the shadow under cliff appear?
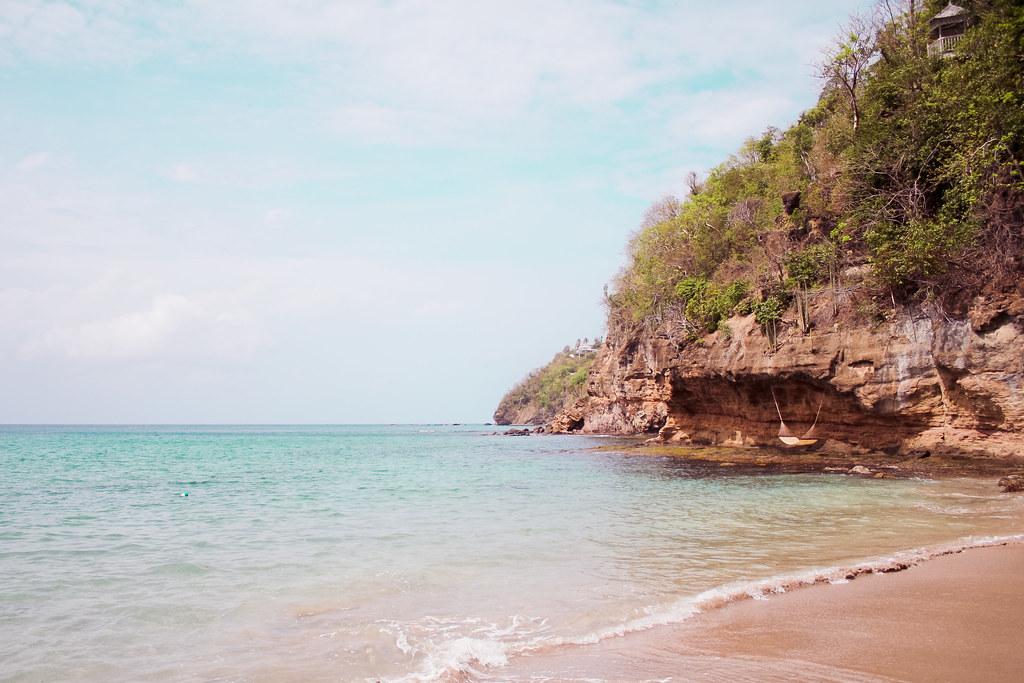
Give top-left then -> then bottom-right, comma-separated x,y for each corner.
659,375 -> 932,455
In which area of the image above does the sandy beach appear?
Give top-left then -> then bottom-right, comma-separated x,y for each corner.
500,542 -> 1024,682
667,542 -> 1024,681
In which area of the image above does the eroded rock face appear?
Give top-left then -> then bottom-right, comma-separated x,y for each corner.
493,401 -> 543,426
550,297 -> 1024,458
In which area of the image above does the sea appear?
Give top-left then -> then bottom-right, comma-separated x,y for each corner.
2,424 -> 1022,682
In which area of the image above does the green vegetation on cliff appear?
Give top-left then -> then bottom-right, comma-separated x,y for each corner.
607,0 -> 1024,339
493,342 -> 601,425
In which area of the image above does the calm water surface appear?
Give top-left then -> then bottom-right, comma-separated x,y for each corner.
1,425 -> 1021,681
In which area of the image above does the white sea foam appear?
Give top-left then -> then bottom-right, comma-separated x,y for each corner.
388,534 -> 1024,682
390,635 -> 512,682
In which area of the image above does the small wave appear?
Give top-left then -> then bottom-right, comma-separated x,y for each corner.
427,637 -> 511,676
385,534 -> 1024,682
589,533 -> 1024,641
380,615 -> 550,683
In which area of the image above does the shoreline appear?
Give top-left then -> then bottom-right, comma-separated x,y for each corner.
498,540 -> 1024,682
671,540 -> 1024,681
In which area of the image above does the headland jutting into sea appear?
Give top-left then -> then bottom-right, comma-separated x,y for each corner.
488,3 -> 1024,678
496,0 -> 1024,473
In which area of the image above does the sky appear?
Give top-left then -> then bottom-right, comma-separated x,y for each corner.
0,0 -> 863,424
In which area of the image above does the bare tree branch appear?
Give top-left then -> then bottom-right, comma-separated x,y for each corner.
816,12 -> 878,131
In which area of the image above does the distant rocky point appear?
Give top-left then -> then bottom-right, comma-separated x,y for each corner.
493,339 -> 602,426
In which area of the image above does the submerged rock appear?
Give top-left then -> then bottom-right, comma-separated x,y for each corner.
998,474 -> 1024,492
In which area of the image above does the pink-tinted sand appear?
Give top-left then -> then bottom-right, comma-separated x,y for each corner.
502,543 -> 1024,681
670,542 -> 1024,681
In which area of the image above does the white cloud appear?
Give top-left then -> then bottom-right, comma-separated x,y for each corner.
263,208 -> 291,224
0,0 -> 155,65
163,161 -> 199,182
20,293 -> 271,364
154,155 -> 341,191
329,102 -> 463,147
16,152 -> 50,171
0,250 -> 426,369
665,90 -> 800,148
0,162 -> 163,251
2,1 -> 851,122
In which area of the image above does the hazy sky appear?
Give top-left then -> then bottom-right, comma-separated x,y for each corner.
1,0 -> 861,424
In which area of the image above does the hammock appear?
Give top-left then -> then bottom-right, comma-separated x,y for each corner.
771,388 -> 824,446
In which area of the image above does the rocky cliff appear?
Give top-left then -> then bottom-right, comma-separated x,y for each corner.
550,291 -> 1024,458
540,2 -> 1024,460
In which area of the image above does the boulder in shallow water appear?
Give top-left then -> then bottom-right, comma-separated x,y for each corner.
998,474 -> 1024,492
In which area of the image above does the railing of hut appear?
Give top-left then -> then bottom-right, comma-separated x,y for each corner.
928,34 -> 963,56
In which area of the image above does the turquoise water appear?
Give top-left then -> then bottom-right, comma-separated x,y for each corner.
1,425 -> 1021,681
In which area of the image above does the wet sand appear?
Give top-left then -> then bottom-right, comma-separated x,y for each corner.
671,542 -> 1024,681
501,543 -> 1024,682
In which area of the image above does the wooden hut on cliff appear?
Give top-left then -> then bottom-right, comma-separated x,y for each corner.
928,3 -> 970,56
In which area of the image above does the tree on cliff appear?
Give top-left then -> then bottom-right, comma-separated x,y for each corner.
604,0 -> 1024,340
816,12 -> 877,132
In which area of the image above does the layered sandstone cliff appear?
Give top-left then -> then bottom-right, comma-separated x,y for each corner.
550,293 -> 1024,458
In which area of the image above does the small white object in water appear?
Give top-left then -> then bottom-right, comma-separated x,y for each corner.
180,492 -> 188,497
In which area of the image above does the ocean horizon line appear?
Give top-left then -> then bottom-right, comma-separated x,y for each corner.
0,422 -> 493,427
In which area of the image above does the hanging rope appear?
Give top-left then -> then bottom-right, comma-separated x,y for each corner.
801,394 -> 825,440
771,387 -> 824,446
